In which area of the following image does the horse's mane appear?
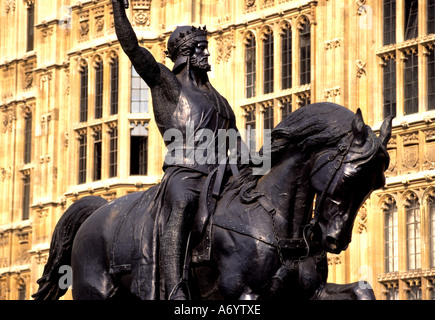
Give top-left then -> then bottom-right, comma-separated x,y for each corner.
225,103 -> 357,203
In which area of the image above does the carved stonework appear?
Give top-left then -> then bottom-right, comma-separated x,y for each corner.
79,10 -> 90,41
23,61 -> 34,90
95,16 -> 105,34
356,206 -> 367,234
133,10 -> 150,27
0,280 -> 8,300
5,0 -> 15,13
402,132 -> 419,173
324,87 -> 341,99
403,145 -> 419,171
386,148 -> 397,177
132,0 -> 152,9
424,143 -> 435,170
356,60 -> 366,78
261,0 -> 274,9
324,38 -> 341,50
423,130 -> 435,170
2,107 -> 16,133
245,0 -> 256,12
216,33 -> 234,64
327,255 -> 342,265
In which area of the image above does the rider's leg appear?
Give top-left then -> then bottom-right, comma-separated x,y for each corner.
161,194 -> 198,300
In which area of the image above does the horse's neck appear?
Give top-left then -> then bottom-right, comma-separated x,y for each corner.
256,154 -> 313,239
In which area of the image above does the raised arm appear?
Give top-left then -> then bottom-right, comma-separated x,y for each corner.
112,0 -> 161,87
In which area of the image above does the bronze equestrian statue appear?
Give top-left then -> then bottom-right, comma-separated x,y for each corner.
32,0 -> 393,301
110,0 -> 248,300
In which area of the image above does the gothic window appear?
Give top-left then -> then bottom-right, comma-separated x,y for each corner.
18,281 -> 26,300
110,57 -> 119,115
404,49 -> 419,115
383,0 -> 396,45
298,93 -> 311,107
95,61 -> 104,119
299,20 -> 311,86
263,106 -> 274,130
281,25 -> 292,90
80,65 -> 89,123
130,123 -> 148,176
386,284 -> 399,300
245,35 -> 256,99
131,65 -> 149,113
245,107 -> 256,151
109,127 -> 118,178
428,48 -> 435,110
384,199 -> 398,273
93,130 -> 102,181
404,0 -> 418,40
22,175 -> 30,220
27,3 -> 34,52
383,58 -> 397,118
430,196 -> 435,268
428,0 -> 435,35
407,281 -> 422,300
24,113 -> 32,164
406,196 -> 421,270
281,99 -> 292,121
78,133 -> 87,184
263,30 -> 274,94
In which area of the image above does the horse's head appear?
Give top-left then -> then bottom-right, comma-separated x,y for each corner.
310,109 -> 392,254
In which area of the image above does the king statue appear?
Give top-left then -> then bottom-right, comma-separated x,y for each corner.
112,0 -> 244,300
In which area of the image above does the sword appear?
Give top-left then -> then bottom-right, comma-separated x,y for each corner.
123,0 -> 129,9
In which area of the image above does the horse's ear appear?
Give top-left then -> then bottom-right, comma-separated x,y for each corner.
379,115 -> 393,147
352,108 -> 366,145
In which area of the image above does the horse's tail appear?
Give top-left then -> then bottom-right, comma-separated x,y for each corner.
32,196 -> 108,300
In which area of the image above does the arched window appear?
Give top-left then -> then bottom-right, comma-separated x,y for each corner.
110,56 -> 119,115
263,30 -> 274,94
406,194 -> 421,270
78,133 -> 87,184
130,123 -> 148,176
95,61 -> 104,119
428,0 -> 435,35
384,198 -> 398,273
404,0 -> 418,40
281,25 -> 292,90
80,64 -> 89,122
404,49 -> 418,115
245,34 -> 256,99
299,20 -> 311,85
383,56 -> 397,118
383,0 -> 396,45
24,113 -> 32,164
109,127 -> 118,178
429,194 -> 435,268
26,3 -> 34,52
93,129 -> 102,181
131,65 -> 149,113
427,47 -> 435,110
22,175 -> 30,220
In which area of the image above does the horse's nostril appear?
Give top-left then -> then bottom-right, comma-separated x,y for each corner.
325,236 -> 338,250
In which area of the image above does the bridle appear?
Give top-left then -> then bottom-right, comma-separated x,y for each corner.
263,131 -> 355,271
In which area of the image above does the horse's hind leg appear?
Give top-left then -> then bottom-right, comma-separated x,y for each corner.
71,230 -> 116,300
71,260 -> 116,300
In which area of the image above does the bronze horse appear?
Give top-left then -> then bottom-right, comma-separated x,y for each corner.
33,103 -> 392,300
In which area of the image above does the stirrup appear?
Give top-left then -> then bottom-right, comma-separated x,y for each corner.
168,279 -> 191,300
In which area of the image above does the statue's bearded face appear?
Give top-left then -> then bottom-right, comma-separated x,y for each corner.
190,39 -> 211,71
